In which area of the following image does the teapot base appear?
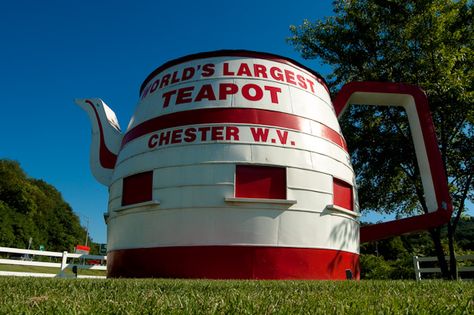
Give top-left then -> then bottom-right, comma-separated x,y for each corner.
106,245 -> 360,280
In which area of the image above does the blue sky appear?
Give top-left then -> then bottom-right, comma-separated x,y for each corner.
1,1 -> 469,245
0,0 -> 334,244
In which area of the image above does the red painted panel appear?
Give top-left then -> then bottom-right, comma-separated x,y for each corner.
107,246 -> 360,280
236,165 -> 286,199
122,171 -> 153,206
333,178 -> 353,210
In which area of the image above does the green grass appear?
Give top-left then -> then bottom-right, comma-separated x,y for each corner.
0,264 -> 106,276
0,278 -> 472,314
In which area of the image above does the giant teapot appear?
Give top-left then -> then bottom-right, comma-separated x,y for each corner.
76,50 -> 452,279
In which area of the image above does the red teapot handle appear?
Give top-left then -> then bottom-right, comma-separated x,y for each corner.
333,82 -> 452,243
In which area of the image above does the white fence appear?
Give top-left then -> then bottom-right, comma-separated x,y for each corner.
0,246 -> 107,279
413,255 -> 474,280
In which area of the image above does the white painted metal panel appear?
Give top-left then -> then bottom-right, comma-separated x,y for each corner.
108,196 -> 122,211
250,145 -> 313,169
108,179 -> 122,202
286,189 -> 333,212
310,152 -> 355,183
290,87 -> 340,130
287,168 -> 332,193
278,210 -> 359,253
114,144 -> 253,180
154,164 -> 234,189
155,185 -> 233,209
107,208 -> 358,253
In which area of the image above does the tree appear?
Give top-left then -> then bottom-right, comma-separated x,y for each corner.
0,202 -> 16,247
360,221 -> 474,279
0,159 -> 89,252
288,0 -> 473,279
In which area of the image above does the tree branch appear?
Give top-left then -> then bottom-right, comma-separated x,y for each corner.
452,173 -> 473,232
447,117 -> 467,144
386,109 -> 410,142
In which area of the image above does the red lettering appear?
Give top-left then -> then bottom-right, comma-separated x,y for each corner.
176,86 -> 194,105
141,84 -> 151,100
250,127 -> 269,142
182,67 -> 195,80
253,64 -> 268,78
184,128 -> 197,142
276,130 -> 288,145
148,134 -> 158,148
150,126 -> 242,148
242,84 -> 263,101
307,79 -> 316,93
150,79 -> 160,93
284,70 -> 296,85
219,83 -> 238,100
162,90 -> 177,108
171,129 -> 183,144
195,84 -> 217,102
202,64 -> 215,77
223,63 -> 235,76
211,126 -> 224,140
237,63 -> 252,76
159,131 -> 171,146
160,74 -> 171,88
226,126 -> 240,141
296,74 -> 307,89
198,127 -> 211,141
171,71 -> 180,84
264,86 -> 281,104
270,67 -> 284,81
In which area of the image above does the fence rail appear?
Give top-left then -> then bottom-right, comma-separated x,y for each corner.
0,246 -> 107,279
413,255 -> 474,281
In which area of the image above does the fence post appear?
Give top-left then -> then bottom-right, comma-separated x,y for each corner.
58,251 -> 68,278
413,256 -> 421,281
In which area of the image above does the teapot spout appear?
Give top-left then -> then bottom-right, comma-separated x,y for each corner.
75,98 -> 122,186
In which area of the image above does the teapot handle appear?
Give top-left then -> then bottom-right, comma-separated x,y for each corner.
333,82 -> 452,243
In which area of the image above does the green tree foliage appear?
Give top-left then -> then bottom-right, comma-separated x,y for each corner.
455,216 -> 474,250
289,0 -> 473,279
361,233 -> 416,279
360,254 -> 394,279
0,202 -> 16,246
360,218 -> 474,279
0,159 -> 88,252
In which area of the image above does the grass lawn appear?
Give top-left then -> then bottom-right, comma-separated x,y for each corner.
0,278 -> 472,314
0,264 -> 106,277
